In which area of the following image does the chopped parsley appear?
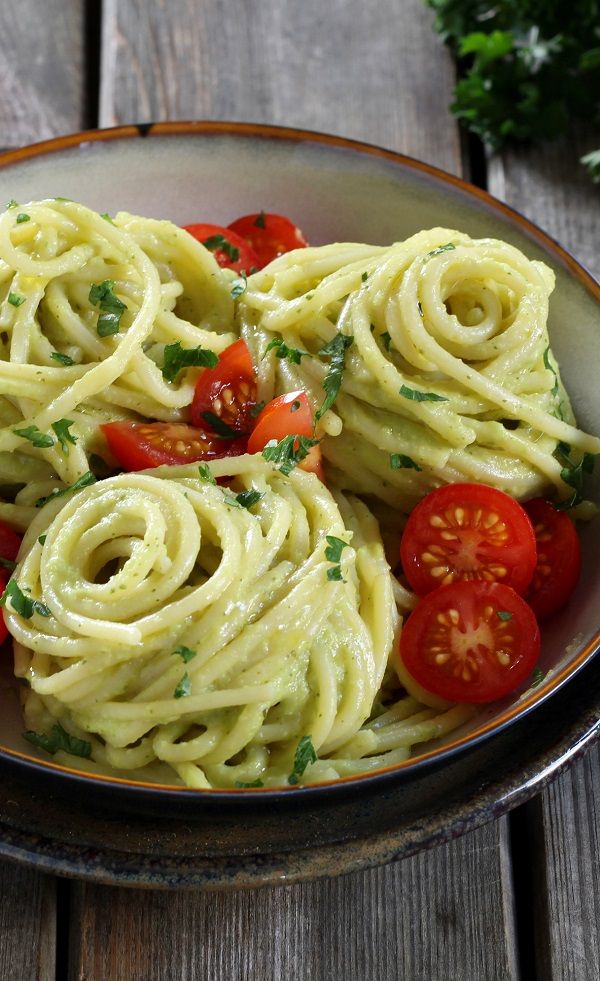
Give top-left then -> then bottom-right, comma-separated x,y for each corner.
89,279 -> 127,337
100,212 -> 114,224
427,243 -> 455,257
418,301 -> 424,316
250,401 -> 266,418
50,351 -> 75,366
16,213 -> 30,224
235,778 -> 264,788
202,233 -> 240,263
316,334 -> 353,420
380,331 -> 392,352
24,723 -> 91,759
7,292 -> 25,307
288,735 -> 318,785
161,341 -> 218,382
5,199 -> 18,209
234,488 -> 264,509
0,557 -> 16,572
262,434 -> 319,475
543,346 -> 560,398
35,470 -> 96,508
38,535 -> 47,546
200,412 -> 239,438
174,672 -> 191,699
390,453 -> 422,471
555,452 -> 596,510
230,272 -> 247,299
399,384 -> 448,403
173,645 -> 197,664
325,535 -> 348,581
528,667 -> 546,689
0,580 -> 51,619
198,463 -> 217,484
361,271 -> 369,282
13,425 -> 54,448
254,211 -> 267,229
263,336 -> 311,365
51,419 -> 77,455
496,610 -> 513,621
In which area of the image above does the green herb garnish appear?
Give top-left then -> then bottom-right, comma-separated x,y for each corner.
234,489 -> 264,509
202,234 -> 240,263
230,273 -> 247,299
288,735 -> 318,785
235,778 -> 265,788
262,434 -> 319,475
16,213 -> 30,224
556,452 -> 595,510
89,279 -> 127,337
13,425 -> 54,448
316,334 -> 353,420
254,211 -> 266,229
528,666 -> 546,689
198,463 -> 217,484
0,580 -> 50,619
497,610 -> 513,621
325,535 -> 348,582
35,470 -> 96,508
24,723 -> 91,759
399,385 -> 448,403
100,212 -> 114,224
428,243 -> 455,256
50,351 -> 75,366
200,412 -> 239,438
162,341 -> 218,383
174,672 -> 191,699
7,292 -> 25,307
263,336 -> 311,365
380,331 -> 392,351
38,535 -> 46,546
250,401 -> 266,418
5,199 -> 18,209
361,271 -> 368,282
51,419 -> 77,455
173,645 -> 197,664
390,453 -> 422,471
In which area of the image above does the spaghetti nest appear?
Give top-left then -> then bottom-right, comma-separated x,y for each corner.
240,230 -> 600,511
6,456 -> 472,788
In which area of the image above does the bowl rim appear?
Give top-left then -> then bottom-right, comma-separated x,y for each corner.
1,119 -> 599,800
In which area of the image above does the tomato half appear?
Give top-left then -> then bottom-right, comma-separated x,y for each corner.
227,213 -> 308,268
399,581 -> 540,704
247,391 -> 313,453
0,521 -> 21,562
523,498 -> 581,620
101,422 -> 246,471
183,223 -> 259,274
190,339 -> 257,435
400,483 -> 537,597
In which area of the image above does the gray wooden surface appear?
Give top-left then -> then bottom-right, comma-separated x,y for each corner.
0,1 -> 598,978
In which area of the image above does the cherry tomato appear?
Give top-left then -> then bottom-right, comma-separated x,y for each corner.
247,391 -> 313,453
298,444 -> 325,483
0,571 -> 8,645
400,483 -> 537,597
227,213 -> 308,268
190,339 -> 257,435
101,422 -> 246,471
182,223 -> 260,274
399,581 -> 540,704
0,521 -> 21,562
523,498 -> 581,620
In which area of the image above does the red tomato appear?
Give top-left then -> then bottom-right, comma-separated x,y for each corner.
298,444 -> 325,483
183,223 -> 260,274
523,498 -> 581,620
0,571 -> 8,645
227,213 -> 308,268
101,422 -> 246,471
400,483 -> 537,597
247,391 -> 313,454
190,339 -> 257,435
0,521 -> 21,562
399,581 -> 540,704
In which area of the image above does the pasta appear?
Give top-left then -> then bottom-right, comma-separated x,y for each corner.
1,199 -> 598,788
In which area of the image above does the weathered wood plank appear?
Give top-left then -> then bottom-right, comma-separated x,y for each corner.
69,821 -> 518,981
0,0 -> 87,148
0,862 -> 56,981
100,0 -> 461,174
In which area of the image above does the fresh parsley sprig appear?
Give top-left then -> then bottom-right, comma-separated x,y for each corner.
35,470 -> 96,508
325,535 -> 349,582
263,336 -> 311,365
390,453 -> 422,471
51,419 -> 77,455
89,280 -> 127,337
262,434 -> 319,475
161,341 -> 218,383
202,233 -> 240,263
288,735 -> 318,785
173,645 -> 197,664
399,384 -> 448,403
13,425 -> 54,448
25,723 -> 91,759
0,580 -> 51,619
316,334 -> 353,420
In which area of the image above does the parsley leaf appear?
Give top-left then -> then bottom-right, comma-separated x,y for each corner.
399,384 -> 448,403
173,645 -> 197,664
50,351 -> 75,366
234,488 -> 264,509
262,434 -> 319,475
316,334 -> 353,420
38,535 -> 46,546
100,212 -> 114,224
326,565 -> 344,581
254,211 -> 267,229
51,419 -> 77,454
24,723 -> 91,759
325,535 -> 348,563
5,199 -> 18,209
0,579 -> 50,619
202,234 -> 240,263
250,400 -> 266,418
89,280 -> 127,337
35,470 -> 96,508
288,735 -> 318,785
7,292 -> 25,307
556,452 -> 595,510
390,453 -> 422,471
235,778 -> 265,788
174,672 -> 191,698
16,213 -> 30,224
198,463 -> 217,484
231,272 -> 247,299
427,243 -> 455,256
13,425 -> 54,448
528,666 -> 546,689
263,336 -> 311,365
543,346 -> 560,397
496,610 -> 513,621
361,271 -> 369,282
161,341 -> 218,382
380,331 -> 392,351
200,411 -> 239,438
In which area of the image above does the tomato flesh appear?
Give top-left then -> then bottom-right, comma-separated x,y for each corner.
399,581 -> 540,704
101,422 -> 246,471
190,339 -> 257,434
400,483 -> 537,596
0,521 -> 21,563
183,222 -> 260,274
247,391 -> 313,454
524,498 -> 581,620
227,213 -> 308,268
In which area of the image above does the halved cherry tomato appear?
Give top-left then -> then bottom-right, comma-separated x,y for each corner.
101,422 -> 246,471
227,213 -> 308,268
400,483 -> 537,597
298,444 -> 325,483
0,521 -> 21,562
190,339 -> 257,435
247,391 -> 313,454
183,223 -> 259,274
523,498 -> 581,620
399,581 -> 540,704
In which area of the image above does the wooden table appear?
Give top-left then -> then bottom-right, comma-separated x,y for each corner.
1,2 -> 598,978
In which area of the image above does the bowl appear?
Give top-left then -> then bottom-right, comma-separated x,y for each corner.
0,122 -> 599,887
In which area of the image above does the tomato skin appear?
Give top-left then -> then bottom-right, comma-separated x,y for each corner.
101,422 -> 246,471
298,443 -> 325,483
399,581 -> 540,704
190,339 -> 257,434
400,482 -> 537,597
182,223 -> 260,274
0,521 -> 21,562
247,391 -> 313,454
524,498 -> 581,620
227,213 -> 308,268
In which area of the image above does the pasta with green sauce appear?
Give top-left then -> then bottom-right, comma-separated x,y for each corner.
0,199 -> 598,788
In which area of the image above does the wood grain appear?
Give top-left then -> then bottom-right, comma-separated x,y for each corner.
69,821 -> 518,981
100,0 -> 461,174
0,0 -> 87,148
0,863 -> 56,980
